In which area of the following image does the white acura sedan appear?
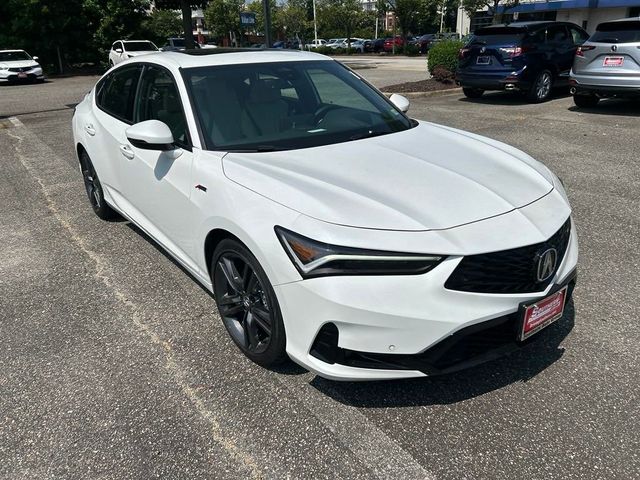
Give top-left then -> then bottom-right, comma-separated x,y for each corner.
72,50 -> 578,381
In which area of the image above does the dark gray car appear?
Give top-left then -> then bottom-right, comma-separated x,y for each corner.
570,18 -> 640,107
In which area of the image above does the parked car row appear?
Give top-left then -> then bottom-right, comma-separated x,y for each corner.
456,19 -> 640,108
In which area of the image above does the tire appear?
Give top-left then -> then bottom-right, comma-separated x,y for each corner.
573,94 -> 599,108
527,69 -> 553,103
463,87 -> 484,99
79,151 -> 117,220
212,238 -> 288,368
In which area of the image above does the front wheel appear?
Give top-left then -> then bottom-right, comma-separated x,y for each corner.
527,70 -> 553,103
463,87 -> 484,99
212,239 -> 287,368
573,94 -> 599,108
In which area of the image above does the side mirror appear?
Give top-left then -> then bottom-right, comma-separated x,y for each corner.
126,120 -> 175,151
389,93 -> 410,113
32,56 -> 39,61
115,48 -> 123,54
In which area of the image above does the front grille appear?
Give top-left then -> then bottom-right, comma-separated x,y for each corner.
8,67 -> 31,72
445,218 -> 572,294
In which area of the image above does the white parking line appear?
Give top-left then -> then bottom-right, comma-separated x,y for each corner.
279,377 -> 436,480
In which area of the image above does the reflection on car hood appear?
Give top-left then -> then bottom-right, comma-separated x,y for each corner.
1,60 -> 39,68
222,121 -> 555,231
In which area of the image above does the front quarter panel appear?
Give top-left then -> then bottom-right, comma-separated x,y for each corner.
191,150 -> 303,289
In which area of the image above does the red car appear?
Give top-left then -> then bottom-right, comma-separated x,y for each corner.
383,36 -> 404,52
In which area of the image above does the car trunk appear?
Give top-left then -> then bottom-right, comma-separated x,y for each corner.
575,21 -> 640,76
459,28 -> 527,73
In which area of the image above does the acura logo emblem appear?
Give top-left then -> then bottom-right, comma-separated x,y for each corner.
536,248 -> 558,282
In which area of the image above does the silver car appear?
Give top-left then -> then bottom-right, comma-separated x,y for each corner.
570,18 -> 640,107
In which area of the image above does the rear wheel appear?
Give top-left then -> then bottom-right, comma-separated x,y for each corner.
527,70 -> 553,103
212,239 -> 287,368
463,87 -> 484,99
573,94 -> 599,108
80,151 -> 117,220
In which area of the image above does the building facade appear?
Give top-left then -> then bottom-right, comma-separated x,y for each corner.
461,1 -> 640,35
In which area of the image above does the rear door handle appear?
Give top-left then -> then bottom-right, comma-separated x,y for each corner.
119,144 -> 135,160
84,124 -> 96,136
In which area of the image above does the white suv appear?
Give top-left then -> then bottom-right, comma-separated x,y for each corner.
108,40 -> 159,66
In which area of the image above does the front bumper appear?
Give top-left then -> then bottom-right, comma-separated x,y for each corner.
0,69 -> 45,83
276,217 -> 579,381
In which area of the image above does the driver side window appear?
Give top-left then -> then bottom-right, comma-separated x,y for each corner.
135,66 -> 190,148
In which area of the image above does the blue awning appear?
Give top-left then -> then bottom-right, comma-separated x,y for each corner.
497,0 -> 597,13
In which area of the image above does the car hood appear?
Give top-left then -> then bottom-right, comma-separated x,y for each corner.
0,60 -> 39,68
222,122 -> 555,231
126,51 -> 157,56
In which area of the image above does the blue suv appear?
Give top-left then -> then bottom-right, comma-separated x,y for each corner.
456,21 -> 589,102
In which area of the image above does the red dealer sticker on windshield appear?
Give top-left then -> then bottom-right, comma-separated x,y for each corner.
520,287 -> 567,341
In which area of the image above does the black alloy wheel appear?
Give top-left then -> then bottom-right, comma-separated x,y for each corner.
212,239 -> 287,367
80,151 -> 117,220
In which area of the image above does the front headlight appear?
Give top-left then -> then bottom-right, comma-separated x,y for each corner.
275,227 -> 444,278
0,64 -> 8,71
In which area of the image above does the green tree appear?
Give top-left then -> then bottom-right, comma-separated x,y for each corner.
204,0 -> 244,46
154,0 -> 209,48
84,0 -> 150,59
142,9 -> 183,46
0,0 -> 91,73
461,0 -> 520,24
317,0 -> 365,48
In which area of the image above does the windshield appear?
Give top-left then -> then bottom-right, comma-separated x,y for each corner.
171,39 -> 185,47
0,50 -> 31,61
183,60 -> 413,152
124,41 -> 158,51
591,21 -> 640,43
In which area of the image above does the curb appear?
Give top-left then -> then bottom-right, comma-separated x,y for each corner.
381,87 -> 462,98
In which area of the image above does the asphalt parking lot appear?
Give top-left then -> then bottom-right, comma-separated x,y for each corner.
1,73 -> 639,479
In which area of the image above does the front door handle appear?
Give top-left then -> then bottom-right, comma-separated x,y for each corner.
119,144 -> 135,160
84,124 -> 96,136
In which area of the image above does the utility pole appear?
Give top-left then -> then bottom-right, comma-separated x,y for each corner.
313,0 -> 318,46
263,0 -> 272,48
439,1 -> 446,33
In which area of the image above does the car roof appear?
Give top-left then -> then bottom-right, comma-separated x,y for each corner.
602,17 -> 640,23
0,49 -> 26,53
126,49 -> 331,70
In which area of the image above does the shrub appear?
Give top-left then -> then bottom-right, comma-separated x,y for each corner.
403,44 -> 420,57
427,40 -> 464,76
315,46 -> 334,55
431,65 -> 455,83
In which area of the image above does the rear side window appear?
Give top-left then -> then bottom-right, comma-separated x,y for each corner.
590,21 -> 640,43
470,27 -> 526,45
97,65 -> 141,123
546,25 -> 570,44
569,26 -> 589,45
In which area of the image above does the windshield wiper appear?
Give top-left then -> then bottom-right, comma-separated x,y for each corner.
225,145 -> 286,153
349,130 -> 390,141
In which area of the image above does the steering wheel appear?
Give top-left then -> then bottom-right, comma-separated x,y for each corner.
313,104 -> 336,126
